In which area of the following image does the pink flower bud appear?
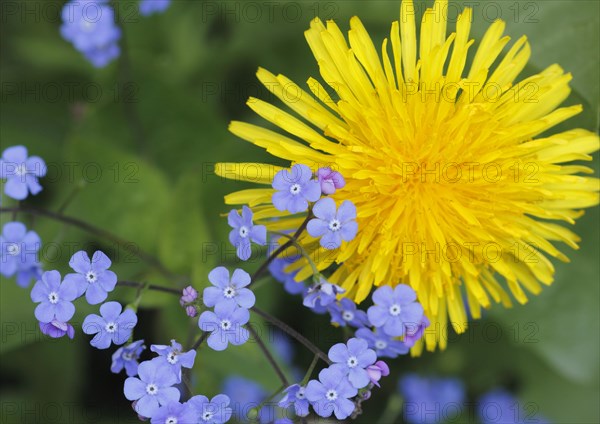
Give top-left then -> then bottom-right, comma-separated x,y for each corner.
185,305 -> 198,318
366,360 -> 390,387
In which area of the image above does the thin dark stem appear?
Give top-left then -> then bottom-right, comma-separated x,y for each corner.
251,306 -> 331,365
191,332 -> 208,351
246,325 -> 289,386
118,280 -> 181,295
0,206 -> 180,281
251,212 -> 312,284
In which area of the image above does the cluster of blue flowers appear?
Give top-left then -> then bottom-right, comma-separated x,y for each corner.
60,0 -> 171,68
399,374 -> 550,424
1,146 -> 46,287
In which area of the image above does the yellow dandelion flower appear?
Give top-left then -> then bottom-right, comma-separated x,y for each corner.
216,0 -> 600,352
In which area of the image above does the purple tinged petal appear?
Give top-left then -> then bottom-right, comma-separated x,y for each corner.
236,237 -> 252,261
235,288 -> 255,309
400,302 -> 425,327
156,387 -> 181,406
241,205 -> 253,224
302,179 -> 322,202
208,266 -> 230,288
82,314 -> 104,335
287,195 -> 309,214
227,209 -> 243,228
100,301 -> 123,321
347,337 -> 369,356
394,284 -> 418,304
43,270 -> 62,291
63,273 -> 87,297
85,283 -> 107,305
198,311 -> 219,332
348,368 -> 370,389
90,330 -> 113,349
230,305 -> 250,325
30,280 -> 48,302
202,287 -> 222,308
367,305 -> 389,327
231,268 -> 251,288
372,286 -> 394,306
292,164 -> 313,184
334,397 -> 356,420
207,332 -> 228,351
304,380 -> 325,401
272,169 -> 292,190
328,343 -> 349,363
2,221 -> 26,241
54,301 -> 75,322
4,179 -> 28,200
25,175 -> 42,195
137,360 -> 156,382
312,198 -> 336,221
25,156 -> 46,177
2,145 -> 28,163
34,302 -> 55,322
117,309 -> 138,328
336,200 -> 357,222
383,316 -> 405,337
250,224 -> 267,245
98,270 -> 117,291
135,395 -> 160,418
58,279 -> 79,301
229,327 -> 249,346
214,298 -> 236,318
124,377 -> 146,400
69,251 -> 91,274
272,190 -> 291,211
320,231 -> 342,249
179,350 -> 196,368
319,367 -> 343,388
307,219 -> 329,237
340,221 -> 358,241
91,250 -> 111,271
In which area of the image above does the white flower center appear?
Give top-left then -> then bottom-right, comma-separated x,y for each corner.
325,389 -> 338,401
48,291 -> 59,304
220,319 -> 232,330
167,351 -> 178,364
347,356 -> 359,368
295,387 -> 306,400
7,243 -> 20,256
289,183 -> 301,195
375,340 -> 388,350
86,270 -> 97,283
342,310 -> 354,321
238,226 -> 249,238
389,304 -> 401,316
328,219 -> 341,232
166,417 -> 178,424
223,286 -> 236,299
105,322 -> 117,333
14,163 -> 27,177
202,411 -> 213,421
122,351 -> 134,360
145,383 -> 158,396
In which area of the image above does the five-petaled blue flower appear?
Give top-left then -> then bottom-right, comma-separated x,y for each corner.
188,394 -> 233,424
328,298 -> 368,328
0,146 -> 46,200
60,0 -> 121,67
150,401 -> 198,424
124,359 -> 180,418
228,206 -> 267,261
30,270 -> 78,323
139,0 -> 171,16
272,164 -> 321,213
367,285 -> 424,337
328,338 -> 377,389
203,266 -> 255,310
112,339 -> 146,377
1,221 -> 42,287
150,339 -> 196,383
279,384 -> 310,417
355,327 -> 410,358
305,367 -> 358,420
198,302 -> 250,351
307,198 -> 357,249
83,301 -> 138,349
64,250 -> 117,304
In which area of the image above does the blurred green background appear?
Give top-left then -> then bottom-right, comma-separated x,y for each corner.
1,1 -> 598,423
